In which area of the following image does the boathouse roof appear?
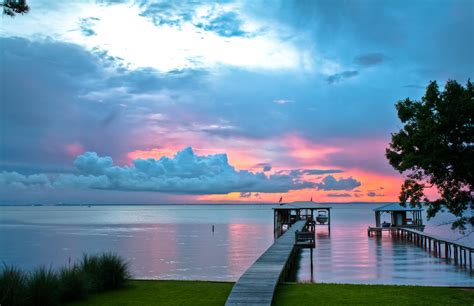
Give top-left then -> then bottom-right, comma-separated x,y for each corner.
373,202 -> 423,212
273,201 -> 331,210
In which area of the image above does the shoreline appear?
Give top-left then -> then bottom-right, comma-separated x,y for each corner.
131,278 -> 474,288
0,202 -> 393,206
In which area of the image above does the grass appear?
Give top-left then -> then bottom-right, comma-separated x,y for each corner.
67,280 -> 474,306
68,280 -> 233,306
58,265 -> 89,302
80,253 -> 130,292
273,283 -> 474,306
0,253 -> 130,306
26,266 -> 60,306
0,265 -> 27,306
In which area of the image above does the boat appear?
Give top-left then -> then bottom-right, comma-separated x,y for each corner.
316,211 -> 328,224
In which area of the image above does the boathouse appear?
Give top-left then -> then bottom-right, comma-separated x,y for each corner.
368,202 -> 424,236
273,201 -> 331,238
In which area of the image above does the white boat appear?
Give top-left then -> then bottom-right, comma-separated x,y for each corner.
316,211 -> 328,224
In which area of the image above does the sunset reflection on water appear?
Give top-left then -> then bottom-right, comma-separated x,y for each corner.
0,204 -> 472,286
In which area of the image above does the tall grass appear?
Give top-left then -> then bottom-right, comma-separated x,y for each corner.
81,253 -> 130,291
0,265 -> 27,306
25,266 -> 60,306
80,254 -> 101,292
1,252 -> 130,306
58,265 -> 89,302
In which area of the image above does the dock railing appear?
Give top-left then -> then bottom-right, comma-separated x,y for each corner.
395,227 -> 473,271
295,230 -> 315,248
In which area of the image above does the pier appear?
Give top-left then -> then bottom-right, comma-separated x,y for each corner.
225,202 -> 330,306
395,227 -> 474,271
368,203 -> 425,236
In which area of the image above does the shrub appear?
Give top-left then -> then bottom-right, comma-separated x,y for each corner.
26,266 -> 60,306
80,253 -> 130,292
0,264 -> 27,306
58,265 -> 89,302
96,253 -> 130,291
80,254 -> 101,292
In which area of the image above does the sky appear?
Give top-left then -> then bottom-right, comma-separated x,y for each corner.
0,0 -> 473,204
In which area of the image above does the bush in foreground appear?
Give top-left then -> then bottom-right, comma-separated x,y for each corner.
0,253 -> 130,306
81,253 -> 130,292
0,265 -> 27,306
80,254 -> 101,292
26,266 -> 60,306
58,265 -> 89,302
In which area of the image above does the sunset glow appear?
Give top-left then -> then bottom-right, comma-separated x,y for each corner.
1,0 -> 471,205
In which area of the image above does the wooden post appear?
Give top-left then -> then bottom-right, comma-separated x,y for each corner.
470,250 -> 472,271
328,208 -> 331,236
454,246 -> 458,265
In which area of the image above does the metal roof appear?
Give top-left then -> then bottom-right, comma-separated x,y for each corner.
373,202 -> 423,212
273,201 -> 331,210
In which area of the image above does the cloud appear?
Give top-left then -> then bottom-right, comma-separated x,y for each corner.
354,53 -> 388,67
280,169 -> 344,177
255,163 -> 272,172
239,192 -> 261,198
403,84 -> 425,89
326,70 -> 358,84
315,175 -> 361,191
1,148 -> 317,195
0,172 -> 50,189
273,99 -> 294,105
78,17 -> 100,36
196,11 -> 247,37
367,191 -> 384,197
1,1 -> 309,73
301,169 -> 343,175
327,193 -> 351,197
239,191 -> 252,198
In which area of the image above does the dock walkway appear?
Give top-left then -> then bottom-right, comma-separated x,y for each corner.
225,220 -> 307,306
396,227 -> 473,270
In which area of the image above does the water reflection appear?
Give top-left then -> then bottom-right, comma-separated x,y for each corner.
296,207 -> 473,286
0,204 -> 472,286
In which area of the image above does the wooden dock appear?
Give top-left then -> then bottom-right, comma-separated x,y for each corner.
395,227 -> 474,271
368,225 -> 425,236
225,220 -> 308,306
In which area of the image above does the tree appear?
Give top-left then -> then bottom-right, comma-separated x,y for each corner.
386,80 -> 473,231
2,0 -> 29,16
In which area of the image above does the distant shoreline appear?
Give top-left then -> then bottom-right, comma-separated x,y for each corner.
0,202 -> 393,206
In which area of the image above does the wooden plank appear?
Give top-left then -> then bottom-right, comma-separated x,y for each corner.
225,220 -> 307,306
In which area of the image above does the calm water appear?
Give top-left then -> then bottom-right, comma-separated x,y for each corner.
0,204 -> 472,287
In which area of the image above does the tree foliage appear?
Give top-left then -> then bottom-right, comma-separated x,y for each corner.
386,80 -> 474,231
2,0 -> 29,16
